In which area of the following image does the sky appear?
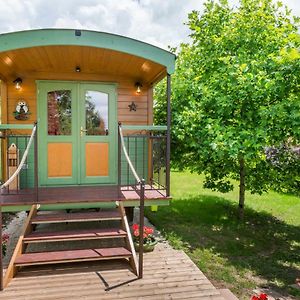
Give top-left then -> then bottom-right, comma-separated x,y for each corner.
0,0 -> 299,50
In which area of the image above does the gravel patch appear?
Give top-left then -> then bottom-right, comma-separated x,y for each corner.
3,211 -> 27,266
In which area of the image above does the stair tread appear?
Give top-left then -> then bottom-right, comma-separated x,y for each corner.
15,247 -> 131,266
24,228 -> 127,242
31,211 -> 121,224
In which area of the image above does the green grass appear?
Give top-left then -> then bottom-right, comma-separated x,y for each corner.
146,171 -> 300,299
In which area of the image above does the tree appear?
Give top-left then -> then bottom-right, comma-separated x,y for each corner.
85,95 -> 106,135
155,0 -> 300,218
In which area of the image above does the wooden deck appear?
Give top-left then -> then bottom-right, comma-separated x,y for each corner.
0,185 -> 169,207
1,244 -> 225,300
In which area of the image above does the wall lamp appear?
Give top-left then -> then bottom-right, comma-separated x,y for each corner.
135,82 -> 142,94
0,130 -> 6,139
13,77 -> 22,90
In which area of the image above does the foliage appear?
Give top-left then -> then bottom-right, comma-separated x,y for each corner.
251,293 -> 268,300
48,90 -> 72,135
154,0 -> 300,215
132,224 -> 155,244
2,233 -> 9,257
145,171 -> 300,299
266,144 -> 300,196
85,94 -> 106,135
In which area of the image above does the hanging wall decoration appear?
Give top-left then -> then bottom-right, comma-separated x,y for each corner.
128,101 -> 137,112
14,100 -> 30,120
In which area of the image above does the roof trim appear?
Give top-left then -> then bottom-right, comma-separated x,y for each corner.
0,29 -> 176,74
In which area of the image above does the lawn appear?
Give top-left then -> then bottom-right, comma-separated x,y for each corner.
146,171 -> 300,299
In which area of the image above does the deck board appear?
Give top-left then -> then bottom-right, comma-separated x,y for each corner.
0,185 -> 169,206
1,244 -> 225,300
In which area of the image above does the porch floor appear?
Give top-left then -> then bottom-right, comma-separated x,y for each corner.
0,185 -> 169,207
1,243 -> 225,300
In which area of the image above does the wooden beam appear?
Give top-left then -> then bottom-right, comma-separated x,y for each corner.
166,74 -> 171,197
118,202 -> 138,276
147,87 -> 154,186
0,80 -> 8,124
3,205 -> 37,288
1,199 -> 170,213
147,87 -> 153,126
0,81 -> 8,182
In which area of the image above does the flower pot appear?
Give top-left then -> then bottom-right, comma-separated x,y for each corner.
134,239 -> 158,252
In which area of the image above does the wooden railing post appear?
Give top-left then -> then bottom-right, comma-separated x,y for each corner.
166,73 -> 171,197
138,178 -> 145,279
118,122 -> 122,198
34,122 -> 38,203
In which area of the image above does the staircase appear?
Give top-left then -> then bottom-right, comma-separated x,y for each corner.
3,203 -> 138,288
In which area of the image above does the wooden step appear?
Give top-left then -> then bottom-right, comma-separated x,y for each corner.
23,228 -> 127,243
31,210 -> 121,224
15,247 -> 131,266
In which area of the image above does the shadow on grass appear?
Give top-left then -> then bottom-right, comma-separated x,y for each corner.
146,195 -> 300,296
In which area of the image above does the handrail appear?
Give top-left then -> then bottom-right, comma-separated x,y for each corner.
0,124 -> 37,189
118,123 -> 145,279
0,124 -> 34,130
121,125 -> 167,131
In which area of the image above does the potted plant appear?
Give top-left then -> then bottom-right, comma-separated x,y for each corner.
132,224 -> 157,252
251,293 -> 268,300
2,233 -> 9,257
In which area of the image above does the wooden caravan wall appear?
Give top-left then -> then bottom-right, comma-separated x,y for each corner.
3,76 -> 153,126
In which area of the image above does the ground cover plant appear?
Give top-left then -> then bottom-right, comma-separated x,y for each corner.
146,171 -> 300,299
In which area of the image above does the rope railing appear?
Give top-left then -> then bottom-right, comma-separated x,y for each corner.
0,124 -> 37,190
118,123 -> 145,279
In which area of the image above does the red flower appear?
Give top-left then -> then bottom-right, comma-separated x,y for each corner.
251,294 -> 268,300
144,227 -> 154,235
132,224 -> 139,231
2,233 -> 9,243
133,230 -> 139,237
259,294 -> 268,300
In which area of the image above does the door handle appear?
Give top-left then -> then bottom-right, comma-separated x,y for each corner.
80,126 -> 88,137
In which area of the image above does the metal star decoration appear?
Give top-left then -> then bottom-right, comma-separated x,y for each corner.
128,101 -> 137,111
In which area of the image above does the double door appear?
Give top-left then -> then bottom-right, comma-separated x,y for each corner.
38,81 -> 117,186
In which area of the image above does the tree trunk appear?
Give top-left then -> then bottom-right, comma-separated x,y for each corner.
238,157 -> 246,220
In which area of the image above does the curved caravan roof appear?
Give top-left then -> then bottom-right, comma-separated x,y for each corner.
0,29 -> 176,83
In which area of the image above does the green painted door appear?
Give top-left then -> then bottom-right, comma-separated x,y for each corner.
38,81 -> 117,186
79,83 -> 117,184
